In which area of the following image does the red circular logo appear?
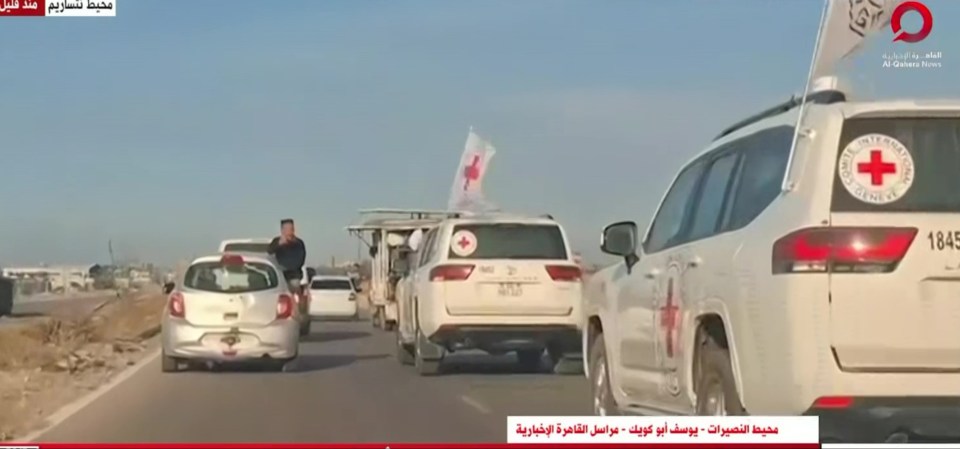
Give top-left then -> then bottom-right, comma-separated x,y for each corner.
891,1 -> 933,43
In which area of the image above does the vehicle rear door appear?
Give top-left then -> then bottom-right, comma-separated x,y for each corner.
180,256 -> 283,328
438,222 -> 577,317
828,115 -> 960,372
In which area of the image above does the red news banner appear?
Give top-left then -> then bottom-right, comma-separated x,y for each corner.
0,0 -> 115,17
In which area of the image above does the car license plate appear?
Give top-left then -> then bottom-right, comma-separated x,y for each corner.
497,283 -> 523,297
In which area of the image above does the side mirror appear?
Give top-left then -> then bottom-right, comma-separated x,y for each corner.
601,221 -> 640,271
162,282 -> 175,295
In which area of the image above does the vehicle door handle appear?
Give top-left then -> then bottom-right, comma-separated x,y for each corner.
644,269 -> 660,279
687,256 -> 702,268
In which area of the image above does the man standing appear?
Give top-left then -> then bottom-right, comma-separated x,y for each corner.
268,218 -> 307,293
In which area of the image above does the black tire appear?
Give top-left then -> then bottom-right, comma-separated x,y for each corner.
272,357 -> 298,373
395,329 -> 415,365
161,352 -> 180,373
695,335 -> 746,415
299,319 -> 311,337
588,333 -> 618,415
516,349 -> 544,372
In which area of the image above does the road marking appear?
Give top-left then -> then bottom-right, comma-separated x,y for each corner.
22,348 -> 161,442
459,394 -> 492,415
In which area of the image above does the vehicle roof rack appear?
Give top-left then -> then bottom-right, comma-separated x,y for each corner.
713,89 -> 846,141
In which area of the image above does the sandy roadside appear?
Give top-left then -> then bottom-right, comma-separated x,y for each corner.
0,289 -> 165,440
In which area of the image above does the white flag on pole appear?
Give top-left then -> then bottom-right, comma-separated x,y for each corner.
447,128 -> 496,212
811,0 -> 905,80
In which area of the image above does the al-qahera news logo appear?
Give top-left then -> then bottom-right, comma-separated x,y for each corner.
882,0 -> 941,70
0,0 -> 115,17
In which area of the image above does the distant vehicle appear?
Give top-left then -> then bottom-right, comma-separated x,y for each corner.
160,252 -> 300,373
218,238 -> 272,253
396,213 -> 583,376
0,276 -> 14,317
307,275 -> 358,320
217,238 -> 311,336
583,80 -> 960,443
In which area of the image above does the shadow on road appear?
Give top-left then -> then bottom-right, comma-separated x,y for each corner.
436,353 -> 584,376
188,353 -> 389,374
300,330 -> 370,343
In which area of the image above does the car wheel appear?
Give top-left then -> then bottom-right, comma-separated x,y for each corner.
299,320 -> 311,337
274,357 -> 298,373
589,333 -> 618,416
695,335 -> 746,415
161,352 -> 180,373
516,349 -> 544,373
395,329 -> 415,365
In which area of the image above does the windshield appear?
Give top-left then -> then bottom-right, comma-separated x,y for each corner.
447,223 -> 568,260
832,116 -> 960,212
183,261 -> 279,293
310,279 -> 353,290
222,242 -> 270,253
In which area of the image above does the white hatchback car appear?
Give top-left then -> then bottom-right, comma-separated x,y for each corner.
161,253 -> 300,372
396,214 -> 583,375
307,275 -> 359,320
583,89 -> 960,443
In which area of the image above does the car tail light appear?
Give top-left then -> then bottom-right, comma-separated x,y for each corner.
168,292 -> 185,318
772,227 -> 916,274
220,254 -> 244,266
545,264 -> 581,282
811,396 -> 853,409
430,264 -> 474,282
277,294 -> 294,319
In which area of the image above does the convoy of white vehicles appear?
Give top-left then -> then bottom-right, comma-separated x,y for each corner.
153,79 -> 959,441
581,82 -> 960,443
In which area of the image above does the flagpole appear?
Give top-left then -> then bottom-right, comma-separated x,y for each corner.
781,0 -> 831,193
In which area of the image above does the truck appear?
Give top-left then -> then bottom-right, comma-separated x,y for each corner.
346,208 -> 459,331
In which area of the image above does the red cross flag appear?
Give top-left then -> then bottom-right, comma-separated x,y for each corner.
447,128 -> 497,212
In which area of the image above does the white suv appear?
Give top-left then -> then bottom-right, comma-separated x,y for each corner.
583,90 -> 960,443
396,214 -> 583,375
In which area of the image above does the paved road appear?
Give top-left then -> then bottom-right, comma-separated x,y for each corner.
37,320 -> 589,443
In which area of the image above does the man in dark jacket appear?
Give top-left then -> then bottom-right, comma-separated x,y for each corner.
268,218 -> 307,292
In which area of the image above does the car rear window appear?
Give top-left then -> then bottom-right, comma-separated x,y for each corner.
310,279 -> 353,290
223,243 -> 270,253
832,117 -> 960,212
183,261 -> 279,293
447,223 -> 568,260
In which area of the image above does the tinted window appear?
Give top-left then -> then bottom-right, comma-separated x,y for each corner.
447,224 -> 568,260
689,152 -> 740,241
832,117 -> 960,212
310,279 -> 353,290
184,261 -> 279,293
727,126 -> 793,229
223,243 -> 270,253
644,160 -> 707,253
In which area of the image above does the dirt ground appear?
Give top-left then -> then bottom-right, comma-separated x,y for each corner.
0,289 -> 165,441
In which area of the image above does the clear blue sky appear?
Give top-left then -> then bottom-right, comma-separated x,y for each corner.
1,0 -> 957,267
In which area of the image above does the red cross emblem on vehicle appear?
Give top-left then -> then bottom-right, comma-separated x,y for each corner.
659,278 -> 681,358
458,235 -> 471,249
857,149 -> 897,186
